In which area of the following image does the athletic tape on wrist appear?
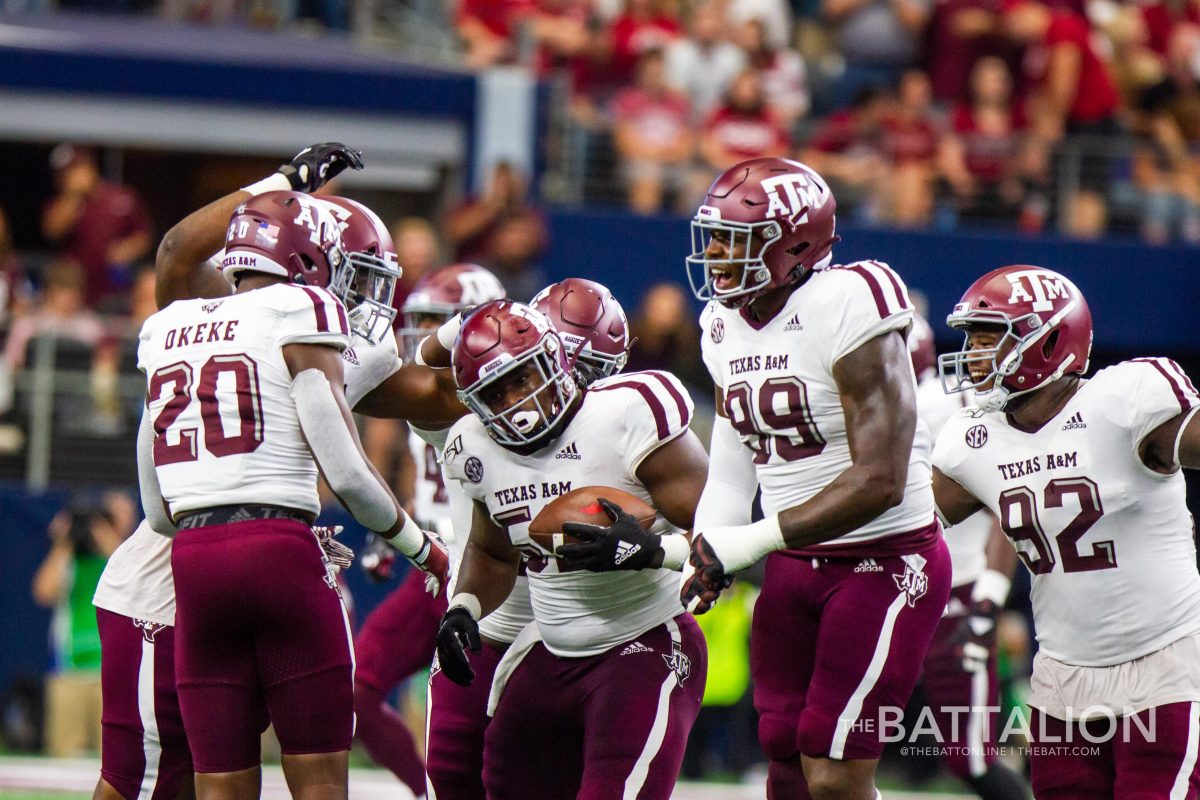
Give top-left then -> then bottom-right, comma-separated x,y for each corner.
240,172 -> 293,196
704,515 -> 785,573
660,535 -> 690,571
971,569 -> 1011,607
448,593 -> 482,621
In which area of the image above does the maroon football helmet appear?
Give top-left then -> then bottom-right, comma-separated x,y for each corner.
222,191 -> 347,290
318,196 -> 401,344
687,157 -> 839,307
399,264 -> 506,360
453,300 -> 577,449
531,278 -> 629,386
939,265 -> 1092,412
908,312 -> 937,382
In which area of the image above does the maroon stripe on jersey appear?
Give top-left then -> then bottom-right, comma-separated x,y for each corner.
1134,358 -> 1192,413
591,380 -> 670,440
867,261 -> 909,311
334,300 -> 349,336
300,287 -> 330,333
844,265 -> 889,319
644,371 -> 690,427
1165,358 -> 1199,397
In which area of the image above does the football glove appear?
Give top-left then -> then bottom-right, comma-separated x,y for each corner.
557,498 -> 662,571
679,533 -> 734,614
407,530 -> 451,597
951,598 -> 998,673
436,606 -> 480,687
277,143 -> 364,193
312,525 -> 353,574
360,532 -> 398,583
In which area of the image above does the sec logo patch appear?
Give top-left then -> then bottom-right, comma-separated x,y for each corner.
464,456 -> 484,483
965,425 -> 988,449
710,317 -> 725,343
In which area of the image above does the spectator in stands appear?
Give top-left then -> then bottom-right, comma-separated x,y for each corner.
881,69 -> 941,225
1002,0 -> 1123,236
1133,25 -> 1200,243
3,260 -> 105,377
626,282 -> 710,393
455,0 -> 532,68
700,68 -> 793,174
41,145 -> 152,310
444,163 -> 548,298
823,0 -> 932,107
32,493 -> 132,758
739,17 -> 811,129
665,0 -> 747,120
728,0 -> 794,49
801,86 -> 892,221
922,0 -> 1008,104
940,56 -> 1031,222
611,49 -> 695,214
1140,0 -> 1200,57
392,217 -> 441,307
608,0 -> 683,88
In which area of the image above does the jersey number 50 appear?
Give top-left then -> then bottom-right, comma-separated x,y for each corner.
726,378 -> 825,463
149,355 -> 264,466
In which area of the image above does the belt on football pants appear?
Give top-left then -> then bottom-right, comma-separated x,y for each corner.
175,504 -> 315,530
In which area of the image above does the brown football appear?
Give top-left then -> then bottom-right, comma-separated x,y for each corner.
528,485 -> 658,552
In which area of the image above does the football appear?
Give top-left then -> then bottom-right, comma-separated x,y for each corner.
528,485 -> 657,552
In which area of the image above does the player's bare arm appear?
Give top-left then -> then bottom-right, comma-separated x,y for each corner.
1139,406 -> 1200,473
282,339 -> 449,592
932,466 -> 985,525
435,501 -> 521,686
354,363 -> 466,428
155,143 -> 363,307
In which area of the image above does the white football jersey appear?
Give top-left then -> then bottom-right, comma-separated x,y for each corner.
409,427 -> 452,530
411,425 -> 534,645
442,370 -> 694,657
933,359 -> 1200,666
138,283 -> 350,519
915,376 -> 991,587
102,300 -> 400,624
700,261 -> 934,549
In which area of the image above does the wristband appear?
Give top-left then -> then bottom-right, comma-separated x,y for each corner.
240,172 -> 292,197
448,592 -> 482,621
972,569 -> 1011,607
702,515 -> 786,573
660,534 -> 690,571
384,513 -> 425,557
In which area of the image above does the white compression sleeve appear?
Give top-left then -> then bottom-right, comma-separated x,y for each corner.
290,368 -> 399,533
136,408 -> 176,535
695,413 -> 759,529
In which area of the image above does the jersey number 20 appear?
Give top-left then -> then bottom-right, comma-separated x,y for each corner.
149,355 -> 264,466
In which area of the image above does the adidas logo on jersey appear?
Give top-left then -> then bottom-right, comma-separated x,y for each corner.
620,641 -> 652,656
614,541 -> 642,565
854,558 -> 884,573
342,348 -> 360,366
1061,412 -> 1087,431
555,442 -> 581,460
783,314 -> 805,332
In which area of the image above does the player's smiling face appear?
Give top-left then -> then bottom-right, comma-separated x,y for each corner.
480,361 -> 559,437
704,229 -> 750,294
964,324 -> 1011,384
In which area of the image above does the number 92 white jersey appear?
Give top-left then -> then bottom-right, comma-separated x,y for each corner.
137,283 -> 351,519
700,261 -> 935,551
933,359 -> 1200,666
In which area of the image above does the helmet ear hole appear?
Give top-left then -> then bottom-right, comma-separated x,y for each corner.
786,241 -> 809,257
1042,329 -> 1060,360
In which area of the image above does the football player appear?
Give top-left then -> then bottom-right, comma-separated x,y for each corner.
351,262 -> 507,796
91,146 -> 446,800
434,300 -> 708,799
910,314 -> 1028,800
135,191 -> 445,800
933,265 -> 1200,799
678,156 -> 952,799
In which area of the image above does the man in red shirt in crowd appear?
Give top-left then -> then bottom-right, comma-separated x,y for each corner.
700,68 -> 791,171
41,144 -> 152,309
1003,0 -> 1122,235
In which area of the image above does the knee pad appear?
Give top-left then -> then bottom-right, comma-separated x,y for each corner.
759,711 -> 801,762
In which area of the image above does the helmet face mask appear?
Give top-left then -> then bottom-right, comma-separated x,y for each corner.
317,197 -> 401,346
938,266 -> 1092,413
453,301 -> 577,451
686,219 -> 778,307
